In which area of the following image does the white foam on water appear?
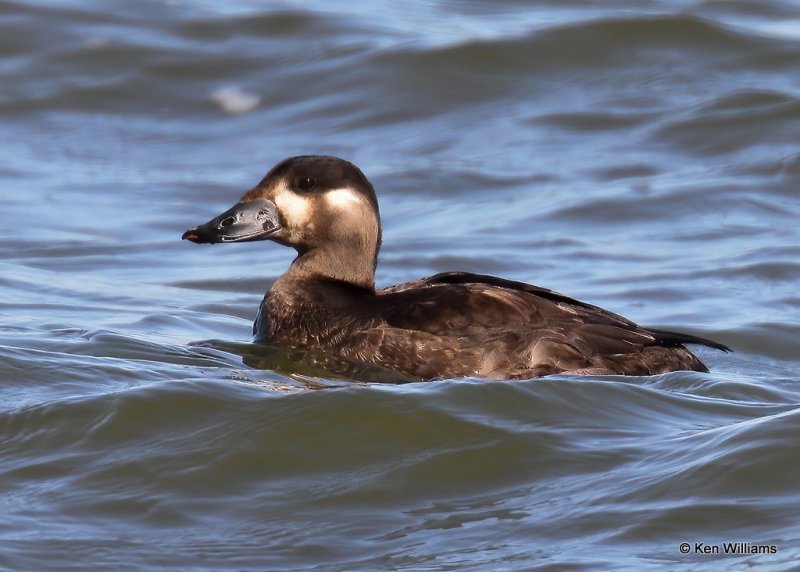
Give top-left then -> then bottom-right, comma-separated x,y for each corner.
209,86 -> 261,115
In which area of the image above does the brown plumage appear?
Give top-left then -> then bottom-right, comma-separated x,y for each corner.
183,155 -> 730,380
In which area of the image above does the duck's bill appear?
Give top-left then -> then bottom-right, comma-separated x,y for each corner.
182,199 -> 282,244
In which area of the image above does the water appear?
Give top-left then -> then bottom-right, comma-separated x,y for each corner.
2,0 -> 799,569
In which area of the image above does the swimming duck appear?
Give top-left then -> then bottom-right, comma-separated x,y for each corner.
182,155 -> 729,380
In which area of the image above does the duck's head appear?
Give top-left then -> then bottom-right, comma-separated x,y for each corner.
182,155 -> 382,288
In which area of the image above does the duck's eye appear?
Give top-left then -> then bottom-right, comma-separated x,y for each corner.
297,177 -> 317,192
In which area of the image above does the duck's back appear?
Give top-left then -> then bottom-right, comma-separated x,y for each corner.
369,272 -> 726,379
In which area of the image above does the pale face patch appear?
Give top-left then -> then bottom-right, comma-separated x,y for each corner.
324,187 -> 368,211
273,183 -> 313,229
324,187 -> 380,245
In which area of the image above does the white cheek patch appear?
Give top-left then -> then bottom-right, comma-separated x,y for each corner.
274,187 -> 312,227
325,187 -> 380,246
324,188 -> 367,210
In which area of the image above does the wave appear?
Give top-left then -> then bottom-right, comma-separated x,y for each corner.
1,369 -> 798,568
4,7 -> 799,119
374,13 -> 785,74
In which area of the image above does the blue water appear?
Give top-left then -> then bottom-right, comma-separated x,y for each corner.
1,1 -> 799,569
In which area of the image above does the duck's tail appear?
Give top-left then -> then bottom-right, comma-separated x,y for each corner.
647,327 -> 732,352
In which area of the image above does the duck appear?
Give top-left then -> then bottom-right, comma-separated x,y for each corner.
182,155 -> 730,380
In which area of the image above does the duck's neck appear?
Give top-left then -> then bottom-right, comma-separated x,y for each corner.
283,239 -> 378,292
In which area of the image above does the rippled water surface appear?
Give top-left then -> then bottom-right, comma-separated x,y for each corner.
2,1 -> 799,569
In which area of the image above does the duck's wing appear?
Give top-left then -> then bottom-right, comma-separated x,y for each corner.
378,271 -> 730,353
